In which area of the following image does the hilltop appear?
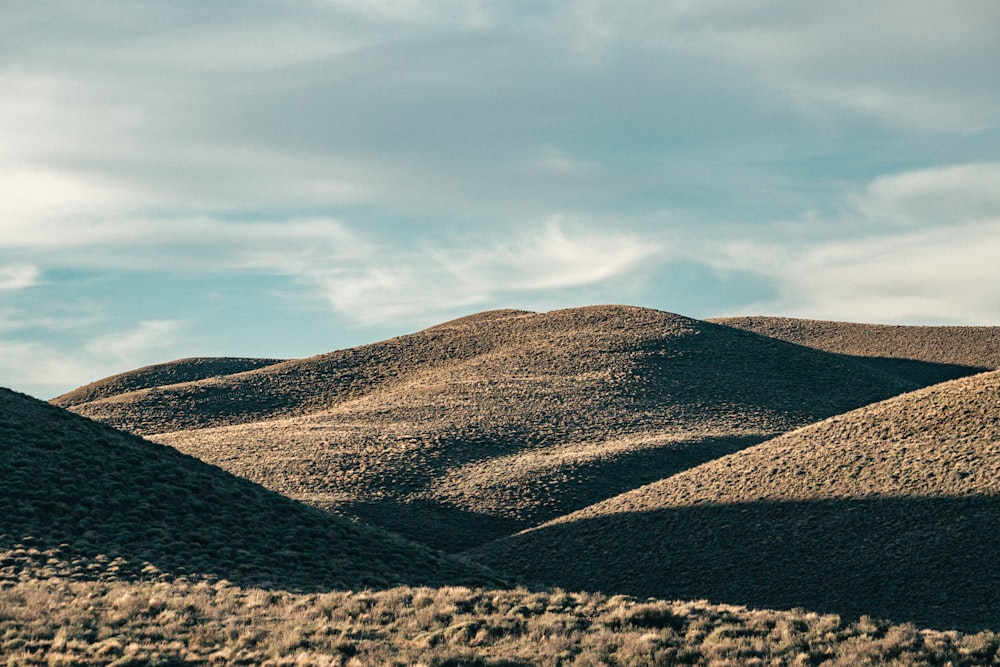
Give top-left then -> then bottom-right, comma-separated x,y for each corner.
65,306 -> 935,551
0,387 -> 500,591
51,357 -> 284,407
469,369 -> 1000,630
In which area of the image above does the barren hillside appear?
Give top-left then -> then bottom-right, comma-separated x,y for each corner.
0,388 -> 500,591
712,316 -> 1000,386
51,357 -> 285,407
66,306 -> 941,551
470,369 -> 1000,630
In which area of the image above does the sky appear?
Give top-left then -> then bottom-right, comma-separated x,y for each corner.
2,1 -> 999,399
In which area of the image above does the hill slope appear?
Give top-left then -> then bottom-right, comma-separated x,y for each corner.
0,387 -> 500,590
51,357 -> 285,407
469,369 -> 1000,630
712,316 -> 1000,386
67,306 -> 937,551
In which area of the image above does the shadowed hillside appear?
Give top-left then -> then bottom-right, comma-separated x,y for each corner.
51,357 -> 285,407
0,388 -> 501,591
469,370 -> 1000,630
712,316 -> 1000,386
70,306 -> 940,551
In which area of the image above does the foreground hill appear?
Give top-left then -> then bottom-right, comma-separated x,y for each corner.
712,316 -> 1000,386
67,306 -> 938,551
0,388 -> 499,590
51,356 -> 284,407
470,369 -> 1000,630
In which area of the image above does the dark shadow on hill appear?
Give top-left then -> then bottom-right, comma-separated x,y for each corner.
470,496 -> 1000,632
340,434 -> 769,553
1,388 -> 503,591
837,355 -> 987,389
628,329 -> 923,427
341,499 -> 528,554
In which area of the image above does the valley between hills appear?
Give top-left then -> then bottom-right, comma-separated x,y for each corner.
5,305 -> 1000,665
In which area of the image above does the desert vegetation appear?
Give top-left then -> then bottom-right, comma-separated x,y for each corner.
711,316 -> 1000,386
471,370 -> 1000,631
64,307 -> 955,551
51,357 -> 285,409
0,388 -> 500,591
5,305 -> 1000,663
4,579 -> 999,666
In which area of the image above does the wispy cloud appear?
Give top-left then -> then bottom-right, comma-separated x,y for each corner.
0,264 -> 40,290
84,320 -> 184,369
857,162 -> 1000,226
710,163 -> 1000,324
313,219 -> 663,324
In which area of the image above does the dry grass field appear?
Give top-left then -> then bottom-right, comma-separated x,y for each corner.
65,306 -> 948,551
6,305 -> 1000,663
5,580 -> 998,666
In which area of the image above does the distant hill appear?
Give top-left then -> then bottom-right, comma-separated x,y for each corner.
712,316 -> 1000,386
0,388 -> 500,590
51,357 -> 285,407
469,369 -> 1000,631
65,306 -> 939,551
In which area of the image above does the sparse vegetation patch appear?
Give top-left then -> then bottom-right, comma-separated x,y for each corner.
3,580 -> 997,666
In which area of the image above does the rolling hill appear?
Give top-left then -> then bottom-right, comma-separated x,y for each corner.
712,316 -> 1000,386
0,387 -> 500,591
63,306 -> 938,551
51,356 -> 285,408
468,369 -> 1000,631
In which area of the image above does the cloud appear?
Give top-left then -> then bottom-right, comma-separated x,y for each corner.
313,220 -> 663,324
0,217 -> 368,276
709,163 -> 1000,324
0,339 -> 104,399
858,163 -> 1000,226
84,320 -> 185,369
0,264 -> 40,290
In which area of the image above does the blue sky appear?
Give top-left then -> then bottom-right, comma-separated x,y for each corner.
2,1 -> 999,399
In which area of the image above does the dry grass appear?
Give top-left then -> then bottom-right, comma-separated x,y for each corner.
68,306 -> 941,551
3,579 -> 997,666
51,357 -> 284,408
712,316 -> 1000,386
1,388 -> 502,592
470,370 -> 1000,631
20,306 -> 1000,646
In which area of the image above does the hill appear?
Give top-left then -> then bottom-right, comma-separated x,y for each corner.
66,306 -> 939,551
51,356 -> 284,407
0,387 -> 500,591
469,369 -> 1000,630
712,316 -> 1000,386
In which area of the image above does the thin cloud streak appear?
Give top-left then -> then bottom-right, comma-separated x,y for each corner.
709,163 -> 1000,324
315,221 -> 663,325
0,264 -> 41,290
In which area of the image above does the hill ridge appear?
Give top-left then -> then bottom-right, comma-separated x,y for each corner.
70,305 -> 942,552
